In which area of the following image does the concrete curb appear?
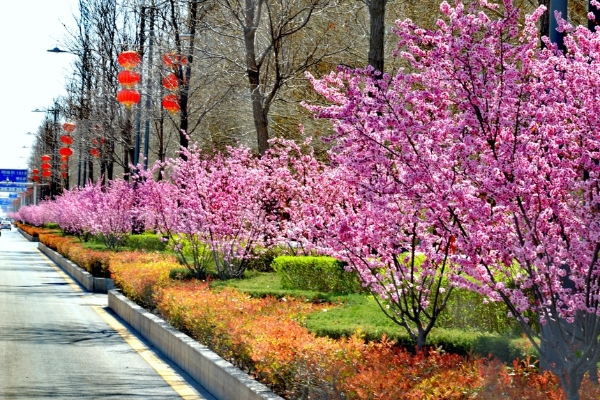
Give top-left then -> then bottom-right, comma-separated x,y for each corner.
31,241 -> 283,400
37,243 -> 115,294
18,228 -> 39,242
109,291 -> 283,400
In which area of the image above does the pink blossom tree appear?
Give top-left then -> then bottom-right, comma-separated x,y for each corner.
71,179 -> 136,249
307,1 -> 600,398
51,185 -> 100,241
136,160 -> 214,279
140,141 -> 300,280
17,202 -> 54,227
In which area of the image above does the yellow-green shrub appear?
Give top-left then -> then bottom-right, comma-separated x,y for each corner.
109,252 -> 178,308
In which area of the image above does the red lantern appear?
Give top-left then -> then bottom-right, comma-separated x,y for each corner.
60,163 -> 68,170
41,163 -> 51,170
60,135 -> 73,145
117,51 -> 141,69
61,172 -> 68,179
42,170 -> 51,177
32,169 -> 39,175
59,147 -> 73,157
117,89 -> 141,108
41,154 -> 51,162
60,155 -> 68,162
163,53 -> 186,67
162,94 -> 180,113
117,70 -> 141,88
32,175 -> 40,182
90,148 -> 100,158
62,122 -> 76,133
162,73 -> 178,90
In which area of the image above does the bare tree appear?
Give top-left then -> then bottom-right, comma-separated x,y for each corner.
213,0 -> 346,155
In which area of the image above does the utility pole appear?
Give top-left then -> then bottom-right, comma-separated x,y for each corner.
143,4 -> 155,170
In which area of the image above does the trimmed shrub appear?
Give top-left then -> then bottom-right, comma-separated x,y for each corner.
437,288 -> 520,335
126,233 -> 167,252
109,252 -> 178,308
245,248 -> 281,272
169,267 -> 194,281
38,233 -> 111,277
18,223 -> 52,238
272,256 -> 362,294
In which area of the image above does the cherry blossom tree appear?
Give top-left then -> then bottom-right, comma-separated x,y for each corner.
17,203 -> 54,227
139,140 -> 304,280
51,184 -> 99,241
306,1 -> 600,398
52,179 -> 138,249
136,157 -> 214,279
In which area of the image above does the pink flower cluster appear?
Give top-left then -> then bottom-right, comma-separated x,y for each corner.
306,0 -> 600,395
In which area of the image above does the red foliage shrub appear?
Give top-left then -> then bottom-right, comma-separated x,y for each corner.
23,226 -> 600,399
19,223 -> 54,237
109,251 -> 178,308
38,233 -> 111,277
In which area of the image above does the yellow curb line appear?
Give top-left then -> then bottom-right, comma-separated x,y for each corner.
92,305 -> 203,400
37,249 -> 82,293
38,249 -> 202,399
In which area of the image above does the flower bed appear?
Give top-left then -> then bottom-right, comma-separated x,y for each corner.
23,227 -> 600,399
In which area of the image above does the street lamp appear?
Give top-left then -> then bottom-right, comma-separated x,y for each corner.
47,45 -> 86,187
47,46 -> 74,54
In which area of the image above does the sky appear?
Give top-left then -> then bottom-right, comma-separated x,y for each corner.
0,0 -> 79,171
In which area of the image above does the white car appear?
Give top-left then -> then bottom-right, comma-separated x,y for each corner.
0,221 -> 11,230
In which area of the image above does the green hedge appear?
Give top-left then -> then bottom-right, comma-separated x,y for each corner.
169,267 -> 195,280
309,324 -> 537,364
126,233 -> 167,252
272,256 -> 363,294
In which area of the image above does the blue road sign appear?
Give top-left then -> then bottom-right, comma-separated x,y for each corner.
0,198 -> 16,206
0,184 -> 27,193
8,193 -> 18,198
0,169 -> 28,183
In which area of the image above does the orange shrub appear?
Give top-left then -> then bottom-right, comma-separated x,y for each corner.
16,222 -> 47,237
156,282 -> 333,397
69,246 -> 111,277
38,233 -> 111,277
156,281 -> 600,400
22,224 -> 600,399
109,251 -> 178,308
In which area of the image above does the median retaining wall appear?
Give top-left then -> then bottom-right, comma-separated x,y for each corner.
30,237 -> 283,400
109,290 -> 283,400
37,243 -> 115,294
18,228 -> 39,242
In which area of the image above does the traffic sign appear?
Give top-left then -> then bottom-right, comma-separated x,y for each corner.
0,184 -> 27,193
0,169 -> 28,183
0,198 -> 16,206
8,193 -> 18,198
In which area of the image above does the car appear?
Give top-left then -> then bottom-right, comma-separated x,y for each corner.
0,220 -> 11,230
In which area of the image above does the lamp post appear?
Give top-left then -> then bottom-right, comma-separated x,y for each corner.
47,46 -> 88,187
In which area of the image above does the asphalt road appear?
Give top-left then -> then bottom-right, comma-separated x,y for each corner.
0,228 -> 215,399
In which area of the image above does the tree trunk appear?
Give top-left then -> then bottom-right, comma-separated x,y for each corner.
368,0 -> 386,75
539,0 -> 550,44
249,71 -> 269,156
88,158 -> 94,184
564,369 -> 583,400
415,330 -> 427,352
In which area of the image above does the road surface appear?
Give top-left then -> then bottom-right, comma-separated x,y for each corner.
0,227 -> 215,399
